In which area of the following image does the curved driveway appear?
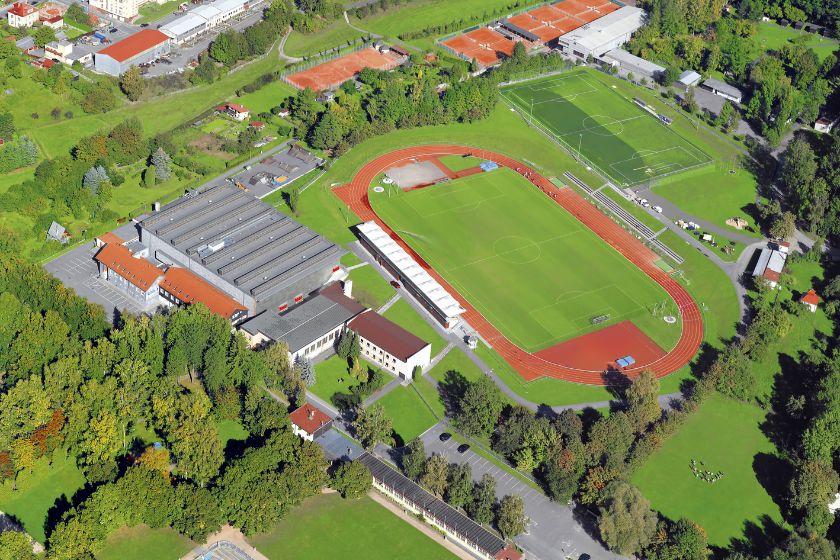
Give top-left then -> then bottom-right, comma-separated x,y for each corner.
333,145 -> 704,385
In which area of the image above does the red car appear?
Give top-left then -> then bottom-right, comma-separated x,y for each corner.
390,280 -> 401,289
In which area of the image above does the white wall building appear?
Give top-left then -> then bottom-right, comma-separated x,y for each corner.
348,310 -> 432,381
7,3 -> 39,27
161,0 -> 257,44
289,403 -> 333,441
556,6 -> 645,60
90,0 -> 140,21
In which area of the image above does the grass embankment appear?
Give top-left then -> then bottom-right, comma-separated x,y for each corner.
284,20 -> 366,58
249,493 -> 456,559
382,299 -> 446,355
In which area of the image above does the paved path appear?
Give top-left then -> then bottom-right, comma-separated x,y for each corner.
377,292 -> 401,313
363,376 -> 402,407
277,26 -> 303,63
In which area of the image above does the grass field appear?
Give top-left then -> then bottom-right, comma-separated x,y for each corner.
501,71 -> 712,186
284,20 -> 365,57
216,419 -> 248,447
233,80 -> 296,114
96,525 -> 195,560
633,393 -> 782,546
382,299 -> 446,355
755,22 -> 838,61
375,385 -> 439,443
249,493 -> 456,559
653,166 -> 761,237
437,154 -> 483,172
373,167 -> 679,352
347,264 -> 397,308
0,451 -> 86,543
135,0 -> 181,24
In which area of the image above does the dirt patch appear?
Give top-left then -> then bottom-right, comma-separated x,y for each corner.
189,133 -> 234,160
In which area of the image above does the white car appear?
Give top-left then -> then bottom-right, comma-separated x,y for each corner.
639,199 -> 650,207
652,205 -> 663,213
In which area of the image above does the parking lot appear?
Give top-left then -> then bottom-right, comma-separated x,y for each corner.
421,423 -> 620,560
42,223 -> 154,323
228,144 -> 322,199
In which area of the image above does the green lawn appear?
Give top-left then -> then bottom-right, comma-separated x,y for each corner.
234,80 -> 296,114
428,347 -> 485,384
373,167 -> 678,352
437,154 -> 483,172
135,0 -> 182,24
216,419 -> 248,447
96,525 -> 195,560
755,22 -> 838,61
749,259 -> 833,400
633,393 -> 782,546
376,385 -> 439,443
501,71 -> 712,186
250,493 -> 456,559
653,165 -> 761,237
382,299 -> 446,355
340,252 -> 363,266
351,0 -> 528,40
0,451 -> 86,543
284,20 -> 366,57
0,166 -> 35,193
310,355 -> 358,402
347,264 -> 396,309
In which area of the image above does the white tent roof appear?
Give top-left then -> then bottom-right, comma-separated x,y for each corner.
356,222 -> 466,320
191,4 -> 222,21
160,13 -> 206,38
558,6 -> 644,53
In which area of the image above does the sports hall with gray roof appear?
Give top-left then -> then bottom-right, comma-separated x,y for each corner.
139,183 -> 344,315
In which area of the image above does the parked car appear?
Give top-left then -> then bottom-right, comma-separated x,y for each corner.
140,22 -> 149,27
457,443 -> 470,453
439,432 -> 451,442
652,205 -> 663,213
109,27 -> 117,33
390,280 -> 401,289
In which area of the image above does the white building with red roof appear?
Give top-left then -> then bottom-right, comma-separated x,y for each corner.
218,103 -> 250,121
290,403 -> 333,441
348,310 -> 431,381
8,3 -> 39,28
94,242 -> 164,307
800,289 -> 820,313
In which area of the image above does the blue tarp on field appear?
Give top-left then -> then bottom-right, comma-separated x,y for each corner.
480,161 -> 499,172
616,356 -> 636,368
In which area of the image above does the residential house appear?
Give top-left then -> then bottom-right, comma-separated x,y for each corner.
290,403 -> 333,441
7,3 -> 39,27
800,289 -> 820,313
218,103 -> 250,121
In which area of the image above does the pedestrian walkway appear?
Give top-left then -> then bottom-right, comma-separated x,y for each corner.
377,292 -> 401,313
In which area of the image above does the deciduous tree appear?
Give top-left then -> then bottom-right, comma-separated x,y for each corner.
598,481 -> 657,555
496,494 -> 527,538
331,460 -> 372,499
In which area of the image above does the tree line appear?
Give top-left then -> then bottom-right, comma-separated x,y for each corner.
0,255 -> 374,558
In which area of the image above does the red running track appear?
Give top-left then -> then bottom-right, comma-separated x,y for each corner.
333,145 -> 704,385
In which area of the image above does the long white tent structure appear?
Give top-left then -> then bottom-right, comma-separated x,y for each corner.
356,221 -> 466,329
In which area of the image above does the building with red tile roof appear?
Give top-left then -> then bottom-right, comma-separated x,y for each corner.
800,289 -> 820,312
94,243 -> 163,305
95,231 -> 124,247
159,267 -> 248,322
290,403 -> 333,441
94,30 -> 171,76
8,3 -> 38,27
218,103 -> 250,121
348,310 -> 431,381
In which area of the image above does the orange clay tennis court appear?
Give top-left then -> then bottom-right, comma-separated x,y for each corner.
286,48 -> 404,91
440,0 -> 621,66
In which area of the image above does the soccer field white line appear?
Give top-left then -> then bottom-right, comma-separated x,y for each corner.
444,229 -> 581,274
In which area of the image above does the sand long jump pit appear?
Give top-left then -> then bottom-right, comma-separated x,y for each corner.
384,160 -> 451,189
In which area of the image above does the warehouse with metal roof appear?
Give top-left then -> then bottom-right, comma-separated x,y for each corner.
94,29 -> 171,76
600,48 -> 665,80
356,221 -> 465,329
555,6 -> 644,59
139,183 -> 344,315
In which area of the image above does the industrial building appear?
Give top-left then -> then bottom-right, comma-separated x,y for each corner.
752,241 -> 789,289
139,183 -> 345,315
94,29 -> 171,76
600,48 -> 665,81
555,6 -> 645,60
356,221 -> 466,329
161,0 -> 261,44
700,78 -> 743,103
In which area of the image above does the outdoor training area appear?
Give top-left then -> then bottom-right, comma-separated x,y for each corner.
372,166 -> 679,354
501,70 -> 713,186
335,144 -> 704,384
285,47 -> 406,92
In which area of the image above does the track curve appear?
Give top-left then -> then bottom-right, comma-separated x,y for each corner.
334,145 -> 703,386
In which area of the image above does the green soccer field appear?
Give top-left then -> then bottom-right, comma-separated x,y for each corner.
501,71 -> 712,186
371,168 -> 680,352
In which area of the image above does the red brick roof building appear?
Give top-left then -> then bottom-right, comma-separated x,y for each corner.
800,289 -> 820,312
159,267 -> 247,322
94,30 -> 171,76
8,3 -> 39,27
290,403 -> 333,441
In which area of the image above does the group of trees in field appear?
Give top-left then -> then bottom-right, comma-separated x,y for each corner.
283,48 -> 568,156
0,255 -> 366,558
628,0 -> 837,144
400,439 -> 528,539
